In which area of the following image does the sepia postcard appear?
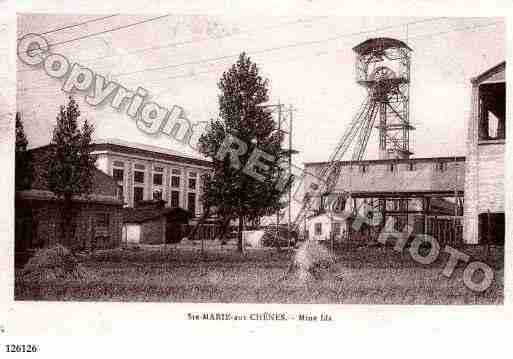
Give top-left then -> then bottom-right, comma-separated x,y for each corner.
1,0 -> 512,356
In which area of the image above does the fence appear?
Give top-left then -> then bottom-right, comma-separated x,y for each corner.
425,215 -> 463,245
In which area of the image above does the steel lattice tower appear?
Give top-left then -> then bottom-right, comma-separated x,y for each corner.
353,38 -> 414,160
292,38 -> 415,231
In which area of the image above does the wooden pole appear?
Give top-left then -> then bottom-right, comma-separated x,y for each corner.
287,105 -> 292,251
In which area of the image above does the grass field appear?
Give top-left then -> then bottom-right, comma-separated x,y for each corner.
15,241 -> 504,304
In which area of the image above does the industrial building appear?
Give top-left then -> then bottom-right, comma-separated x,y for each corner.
299,38 -> 505,245
91,138 -> 212,217
15,144 -> 124,252
303,156 -> 465,243
463,62 -> 506,244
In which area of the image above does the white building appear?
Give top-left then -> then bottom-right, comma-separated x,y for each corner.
306,212 -> 349,242
92,139 -> 212,217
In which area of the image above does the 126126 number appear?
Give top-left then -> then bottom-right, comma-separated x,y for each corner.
5,344 -> 39,353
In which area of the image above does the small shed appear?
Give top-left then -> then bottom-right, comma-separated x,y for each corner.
306,212 -> 349,242
122,206 -> 192,245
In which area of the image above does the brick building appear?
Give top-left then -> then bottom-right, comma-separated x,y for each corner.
91,139 -> 212,217
303,156 -> 465,243
463,62 -> 506,244
15,145 -> 124,252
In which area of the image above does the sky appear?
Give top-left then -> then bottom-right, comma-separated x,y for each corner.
16,15 -> 505,165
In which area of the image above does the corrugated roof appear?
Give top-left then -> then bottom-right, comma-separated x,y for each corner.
304,156 -> 465,167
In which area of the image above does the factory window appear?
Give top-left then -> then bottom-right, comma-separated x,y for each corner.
112,161 -> 124,182
478,212 -> 505,245
152,189 -> 163,201
437,162 -> 447,172
153,173 -> 163,186
134,169 -> 145,183
479,82 -> 505,141
113,168 -> 124,182
188,171 -> 198,190
171,190 -> 180,208
314,223 -> 322,235
187,192 -> 196,215
171,169 -> 181,188
188,178 -> 197,190
133,187 -> 144,204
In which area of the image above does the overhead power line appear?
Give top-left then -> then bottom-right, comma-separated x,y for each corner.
18,14 -> 119,40
19,17 -> 445,76
113,17 -> 447,78
24,14 -> 171,55
17,15 -> 330,74
80,16 -> 331,64
18,19 -> 501,94
149,20 -> 503,95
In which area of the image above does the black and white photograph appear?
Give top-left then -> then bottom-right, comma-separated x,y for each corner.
11,13 -> 506,306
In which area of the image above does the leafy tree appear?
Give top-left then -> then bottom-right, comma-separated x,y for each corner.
47,97 -> 96,249
198,53 -> 287,252
15,112 -> 33,190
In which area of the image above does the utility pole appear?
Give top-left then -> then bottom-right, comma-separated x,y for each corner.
287,104 -> 296,251
256,101 -> 298,251
288,105 -> 292,250
277,101 -> 282,249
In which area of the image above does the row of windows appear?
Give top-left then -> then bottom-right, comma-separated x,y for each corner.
112,163 -> 198,190
350,162 -> 452,174
111,161 -> 201,215
131,186 -> 196,212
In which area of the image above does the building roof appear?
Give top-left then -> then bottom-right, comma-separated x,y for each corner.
304,155 -> 465,167
16,189 -> 122,205
92,138 -> 212,168
353,37 -> 412,54
123,206 -> 192,223
471,61 -> 506,84
306,211 -> 331,220
22,144 -> 122,204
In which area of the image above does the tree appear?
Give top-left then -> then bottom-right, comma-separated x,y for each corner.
198,53 -> 286,252
15,112 -> 33,190
47,97 -> 96,249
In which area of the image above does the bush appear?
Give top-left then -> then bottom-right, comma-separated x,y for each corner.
22,244 -> 87,282
292,241 -> 337,281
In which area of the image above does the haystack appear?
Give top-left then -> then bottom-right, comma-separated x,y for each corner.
22,244 -> 87,282
291,240 -> 338,281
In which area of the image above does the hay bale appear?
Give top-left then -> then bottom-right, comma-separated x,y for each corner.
292,240 -> 337,281
22,244 -> 87,282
